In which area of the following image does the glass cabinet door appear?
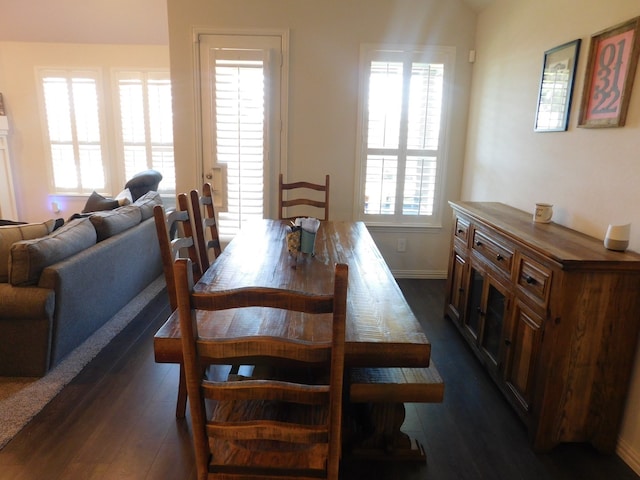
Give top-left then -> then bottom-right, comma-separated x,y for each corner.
480,280 -> 508,367
464,267 -> 484,341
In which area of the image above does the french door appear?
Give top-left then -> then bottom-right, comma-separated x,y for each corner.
198,33 -> 286,240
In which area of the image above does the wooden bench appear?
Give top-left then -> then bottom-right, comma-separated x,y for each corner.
346,364 -> 444,462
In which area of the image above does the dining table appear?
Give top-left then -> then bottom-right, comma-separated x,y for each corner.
153,219 -> 439,460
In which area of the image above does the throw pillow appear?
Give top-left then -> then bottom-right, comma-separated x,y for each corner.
132,190 -> 163,220
9,218 -> 97,286
0,219 -> 57,283
89,205 -> 142,241
115,188 -> 133,206
82,191 -> 120,213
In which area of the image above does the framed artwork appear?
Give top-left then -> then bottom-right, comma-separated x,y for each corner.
534,39 -> 581,132
578,16 -> 640,128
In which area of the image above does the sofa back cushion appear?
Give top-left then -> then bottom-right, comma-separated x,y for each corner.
132,190 -> 163,220
9,218 -> 97,286
89,205 -> 142,242
0,219 -> 57,283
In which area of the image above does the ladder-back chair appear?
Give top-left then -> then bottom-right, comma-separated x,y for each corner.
278,173 -> 330,221
175,258 -> 347,480
189,183 -> 222,275
153,195 -> 204,418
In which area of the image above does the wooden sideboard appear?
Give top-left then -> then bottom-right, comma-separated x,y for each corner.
444,201 -> 640,453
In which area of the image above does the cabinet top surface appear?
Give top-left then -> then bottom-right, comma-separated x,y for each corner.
450,201 -> 640,267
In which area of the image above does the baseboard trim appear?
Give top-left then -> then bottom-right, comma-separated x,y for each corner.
391,269 -> 448,279
617,436 -> 640,475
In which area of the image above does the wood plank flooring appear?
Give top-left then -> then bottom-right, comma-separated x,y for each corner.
0,279 -> 638,479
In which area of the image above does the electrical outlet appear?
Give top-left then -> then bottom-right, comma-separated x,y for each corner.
397,238 -> 407,252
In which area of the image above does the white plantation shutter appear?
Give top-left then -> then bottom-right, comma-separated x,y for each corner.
199,33 -> 285,240
116,71 -> 175,193
357,46 -> 453,226
213,51 -> 266,238
41,72 -> 106,193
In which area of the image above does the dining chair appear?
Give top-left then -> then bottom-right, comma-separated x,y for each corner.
278,173 -> 330,221
153,196 -> 204,418
189,183 -> 222,276
175,257 -> 348,480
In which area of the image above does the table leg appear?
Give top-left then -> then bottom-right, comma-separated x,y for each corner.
345,402 -> 426,462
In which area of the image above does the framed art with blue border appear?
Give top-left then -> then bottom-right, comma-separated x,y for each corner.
535,39 -> 581,132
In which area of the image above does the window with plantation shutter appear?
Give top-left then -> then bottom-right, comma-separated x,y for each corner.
199,33 -> 285,241
40,70 -> 107,193
38,68 -> 175,197
214,55 -> 265,237
355,45 -> 454,227
116,71 -> 175,193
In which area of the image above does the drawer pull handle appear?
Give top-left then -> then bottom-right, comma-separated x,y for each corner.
526,275 -> 536,285
475,241 -> 483,247
457,229 -> 464,234
496,254 -> 503,261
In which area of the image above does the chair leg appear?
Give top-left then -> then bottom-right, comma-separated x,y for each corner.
176,362 -> 188,419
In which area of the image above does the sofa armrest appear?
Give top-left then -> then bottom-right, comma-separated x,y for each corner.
0,283 -> 55,320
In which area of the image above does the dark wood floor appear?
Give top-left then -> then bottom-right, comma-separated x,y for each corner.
1,279 -> 638,480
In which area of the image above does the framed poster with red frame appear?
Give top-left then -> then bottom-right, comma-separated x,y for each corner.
578,16 -> 640,128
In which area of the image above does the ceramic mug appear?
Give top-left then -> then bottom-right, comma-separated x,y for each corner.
533,203 -> 553,223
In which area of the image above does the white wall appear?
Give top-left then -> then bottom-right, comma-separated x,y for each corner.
0,42 -> 170,221
167,0 -> 478,277
466,0 -> 640,470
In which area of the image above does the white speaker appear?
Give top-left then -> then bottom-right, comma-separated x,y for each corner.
604,223 -> 630,251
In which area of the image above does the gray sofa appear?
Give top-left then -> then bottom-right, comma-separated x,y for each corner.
0,191 -> 163,377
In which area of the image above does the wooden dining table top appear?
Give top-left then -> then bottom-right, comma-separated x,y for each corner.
153,219 -> 431,368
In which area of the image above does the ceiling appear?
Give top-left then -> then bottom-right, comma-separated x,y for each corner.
0,0 -> 493,45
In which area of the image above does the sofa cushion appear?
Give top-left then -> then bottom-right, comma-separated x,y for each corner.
82,191 -> 120,213
132,190 -> 163,220
89,205 -> 142,241
9,218 -> 97,286
0,219 -> 57,283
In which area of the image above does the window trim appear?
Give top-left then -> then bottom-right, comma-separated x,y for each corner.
353,44 -> 456,229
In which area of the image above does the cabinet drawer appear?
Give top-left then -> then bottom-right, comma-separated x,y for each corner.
454,217 -> 470,244
516,255 -> 552,306
472,229 -> 514,275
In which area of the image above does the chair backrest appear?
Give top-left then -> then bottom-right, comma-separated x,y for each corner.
189,184 -> 222,274
175,258 -> 347,480
278,173 -> 330,221
153,196 -> 203,311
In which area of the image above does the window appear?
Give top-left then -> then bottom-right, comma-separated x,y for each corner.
115,71 -> 175,193
214,55 -> 265,237
40,70 -> 107,193
355,45 -> 454,227
38,68 -> 175,197
199,33 -> 285,240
